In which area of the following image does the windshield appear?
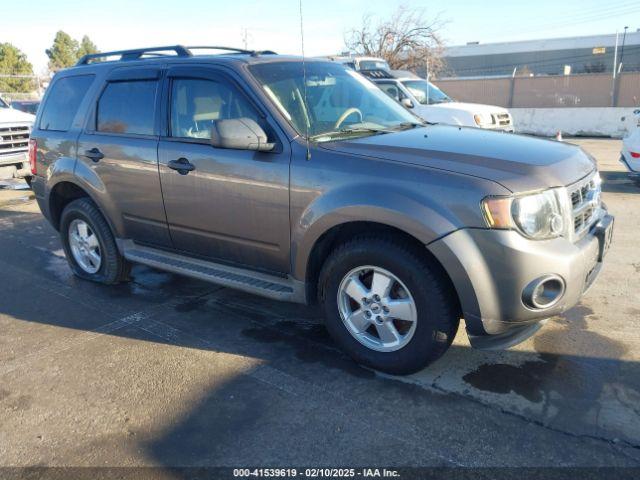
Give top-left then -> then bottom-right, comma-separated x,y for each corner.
249,61 -> 421,142
402,80 -> 453,105
0,97 -> 8,108
358,60 -> 390,71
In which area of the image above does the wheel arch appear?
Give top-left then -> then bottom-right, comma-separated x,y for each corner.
47,179 -> 119,245
302,220 -> 462,320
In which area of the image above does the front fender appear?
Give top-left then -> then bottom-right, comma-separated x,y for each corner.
291,184 -> 460,280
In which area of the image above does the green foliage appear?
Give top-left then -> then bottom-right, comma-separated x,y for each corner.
0,43 -> 35,93
46,31 -> 79,71
77,36 -> 99,59
45,32 -> 101,71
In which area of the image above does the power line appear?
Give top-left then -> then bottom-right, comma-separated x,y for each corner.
492,1 -> 640,38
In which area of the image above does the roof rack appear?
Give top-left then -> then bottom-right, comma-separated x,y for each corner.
76,45 -> 277,66
76,45 -> 192,65
187,46 -> 276,56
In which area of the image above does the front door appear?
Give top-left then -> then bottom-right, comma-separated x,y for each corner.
158,67 -> 291,274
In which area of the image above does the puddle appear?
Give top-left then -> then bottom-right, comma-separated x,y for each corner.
0,180 -> 30,191
462,355 -> 556,403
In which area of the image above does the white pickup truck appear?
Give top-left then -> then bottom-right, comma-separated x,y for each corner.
0,96 -> 35,185
365,70 -> 514,132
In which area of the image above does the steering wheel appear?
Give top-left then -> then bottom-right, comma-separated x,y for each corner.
334,108 -> 363,130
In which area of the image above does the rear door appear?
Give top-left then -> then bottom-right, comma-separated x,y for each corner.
77,67 -> 171,247
157,66 -> 291,274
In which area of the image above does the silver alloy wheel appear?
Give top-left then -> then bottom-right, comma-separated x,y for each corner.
337,265 -> 417,352
68,219 -> 102,274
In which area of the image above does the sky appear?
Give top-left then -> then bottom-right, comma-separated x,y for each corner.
2,0 -> 639,74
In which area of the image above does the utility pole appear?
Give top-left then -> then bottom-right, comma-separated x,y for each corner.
613,31 -> 619,78
618,26 -> 629,74
241,28 -> 251,50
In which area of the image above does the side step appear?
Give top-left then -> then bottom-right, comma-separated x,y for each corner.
121,241 -> 306,303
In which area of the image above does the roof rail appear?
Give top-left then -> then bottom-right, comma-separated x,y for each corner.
76,45 -> 192,65
187,46 -> 277,56
76,45 -> 278,66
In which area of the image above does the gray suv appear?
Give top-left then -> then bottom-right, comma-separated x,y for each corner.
30,46 -> 614,374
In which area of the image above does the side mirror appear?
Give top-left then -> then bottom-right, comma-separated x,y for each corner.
401,98 -> 414,109
210,118 -> 275,152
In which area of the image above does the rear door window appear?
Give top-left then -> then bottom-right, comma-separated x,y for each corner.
97,80 -> 158,135
39,75 -> 94,131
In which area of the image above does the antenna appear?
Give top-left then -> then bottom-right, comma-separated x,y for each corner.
299,0 -> 311,160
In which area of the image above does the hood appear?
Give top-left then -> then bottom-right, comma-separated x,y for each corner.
0,107 -> 35,125
320,125 -> 595,192
430,102 -> 508,115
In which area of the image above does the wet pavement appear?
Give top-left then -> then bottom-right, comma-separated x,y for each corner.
0,139 -> 639,469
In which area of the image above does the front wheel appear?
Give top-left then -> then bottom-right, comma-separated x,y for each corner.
319,237 -> 459,375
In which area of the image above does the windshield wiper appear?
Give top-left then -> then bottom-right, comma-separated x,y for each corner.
310,125 -> 393,141
392,121 -> 427,130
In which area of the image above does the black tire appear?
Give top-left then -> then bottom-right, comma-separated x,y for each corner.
60,198 -> 131,285
318,236 -> 460,375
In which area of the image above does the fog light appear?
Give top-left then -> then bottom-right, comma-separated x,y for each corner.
523,275 -> 565,309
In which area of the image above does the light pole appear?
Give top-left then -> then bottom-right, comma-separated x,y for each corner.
618,26 -> 629,74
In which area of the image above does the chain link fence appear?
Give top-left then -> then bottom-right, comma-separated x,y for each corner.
0,74 -> 43,103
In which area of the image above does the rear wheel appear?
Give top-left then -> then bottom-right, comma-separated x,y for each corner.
60,198 -> 130,284
319,236 -> 459,375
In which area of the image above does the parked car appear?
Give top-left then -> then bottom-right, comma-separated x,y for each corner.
0,96 -> 35,186
364,69 -> 515,132
621,109 -> 640,184
30,45 -> 613,374
11,100 -> 41,116
324,55 -> 391,72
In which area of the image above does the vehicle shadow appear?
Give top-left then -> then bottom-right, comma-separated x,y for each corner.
600,170 -> 640,194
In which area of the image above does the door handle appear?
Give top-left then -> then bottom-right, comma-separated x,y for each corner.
84,148 -> 104,162
168,157 -> 195,175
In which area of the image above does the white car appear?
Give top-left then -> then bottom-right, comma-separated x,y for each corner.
0,97 -> 36,186
621,109 -> 640,183
325,55 -> 391,72
367,70 -> 514,132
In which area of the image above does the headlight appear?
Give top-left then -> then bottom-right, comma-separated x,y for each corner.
474,113 -> 492,126
482,189 -> 566,240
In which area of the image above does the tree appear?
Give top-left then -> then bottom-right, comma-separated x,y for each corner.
345,6 -> 447,77
46,31 -> 79,71
77,35 -> 99,59
0,43 -> 35,93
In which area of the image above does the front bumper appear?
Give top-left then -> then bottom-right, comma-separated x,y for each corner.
620,154 -> 640,177
429,214 -> 614,349
0,152 -> 30,180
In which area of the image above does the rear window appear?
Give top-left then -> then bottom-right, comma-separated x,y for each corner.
97,80 -> 157,135
39,75 -> 94,131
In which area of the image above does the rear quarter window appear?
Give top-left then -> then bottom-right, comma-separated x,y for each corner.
39,75 -> 95,131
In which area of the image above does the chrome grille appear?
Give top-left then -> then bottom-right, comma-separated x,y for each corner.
567,173 -> 601,240
0,124 -> 30,157
492,112 -> 512,126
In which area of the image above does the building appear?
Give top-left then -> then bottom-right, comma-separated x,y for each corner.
442,31 -> 640,78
